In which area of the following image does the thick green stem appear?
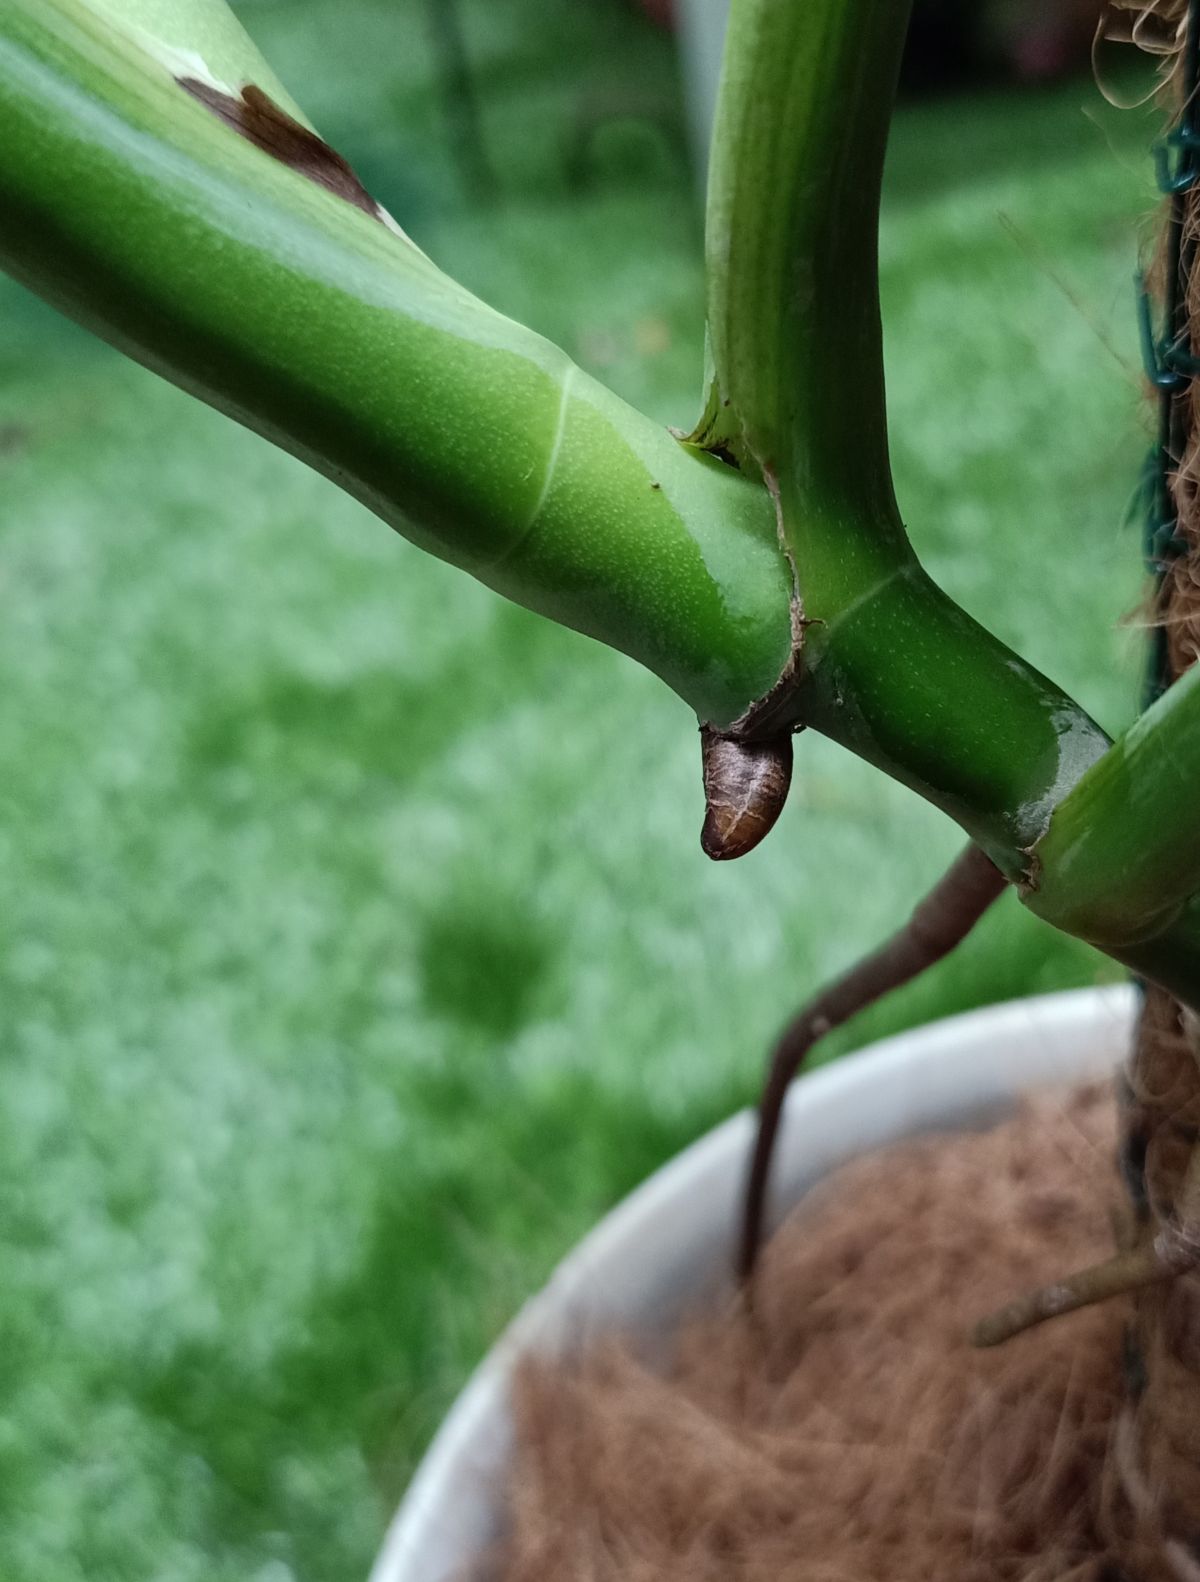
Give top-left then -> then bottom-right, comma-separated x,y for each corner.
698,0 -> 1200,1005
1029,661 -> 1200,944
0,0 -> 794,729
792,571 -> 1112,862
700,0 -> 905,528
6,0 -> 1200,998
1022,661 -> 1200,1007
701,0 -> 1114,865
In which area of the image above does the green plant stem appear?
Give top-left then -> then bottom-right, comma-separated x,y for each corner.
1029,660 -> 1200,943
700,0 -> 1111,858
700,0 -> 907,524
0,0 -> 794,729
6,0 -> 1200,999
699,0 -> 1200,1001
1023,661 -> 1200,1004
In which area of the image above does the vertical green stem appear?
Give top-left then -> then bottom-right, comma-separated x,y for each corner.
703,0 -> 907,543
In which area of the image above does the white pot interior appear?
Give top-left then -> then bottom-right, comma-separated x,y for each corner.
372,984 -> 1136,1582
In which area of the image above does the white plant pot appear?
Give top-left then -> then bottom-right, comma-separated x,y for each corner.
372,984 -> 1136,1582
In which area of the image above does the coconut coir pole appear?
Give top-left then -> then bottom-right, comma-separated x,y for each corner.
974,1140 -> 1200,1348
738,843 -> 1005,1283
975,11 -> 1200,1575
1107,9 -> 1200,1572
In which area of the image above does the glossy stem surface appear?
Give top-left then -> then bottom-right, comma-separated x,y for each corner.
0,0 -> 795,729
1023,662 -> 1200,1007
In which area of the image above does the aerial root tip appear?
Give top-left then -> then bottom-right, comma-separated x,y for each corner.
700,728 -> 793,860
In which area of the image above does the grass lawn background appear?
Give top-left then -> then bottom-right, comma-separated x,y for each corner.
0,3 -> 1162,1577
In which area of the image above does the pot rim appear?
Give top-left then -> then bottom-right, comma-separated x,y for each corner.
372,982 -> 1136,1582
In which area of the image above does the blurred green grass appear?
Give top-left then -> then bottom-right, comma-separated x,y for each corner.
0,1 -> 1163,1577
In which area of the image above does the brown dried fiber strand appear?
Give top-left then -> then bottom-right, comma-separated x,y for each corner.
484,1085 -> 1126,1582
1101,2 -> 1187,63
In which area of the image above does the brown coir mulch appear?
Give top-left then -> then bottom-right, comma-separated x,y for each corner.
488,1084 -> 1130,1582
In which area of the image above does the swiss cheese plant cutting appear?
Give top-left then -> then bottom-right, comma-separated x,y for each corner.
7,1 -> 1200,1575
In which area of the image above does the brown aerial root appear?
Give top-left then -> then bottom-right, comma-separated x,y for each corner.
699,728 -> 793,861
974,1236 -> 1197,1349
738,842 -> 1006,1282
